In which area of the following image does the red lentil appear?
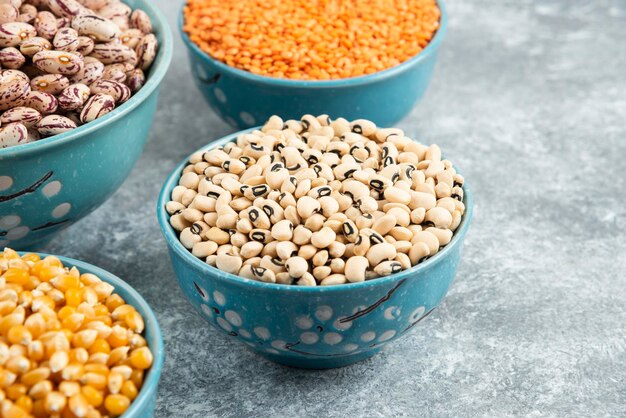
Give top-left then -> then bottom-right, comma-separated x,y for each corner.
184,0 -> 441,80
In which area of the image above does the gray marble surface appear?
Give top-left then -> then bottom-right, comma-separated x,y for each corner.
45,0 -> 626,416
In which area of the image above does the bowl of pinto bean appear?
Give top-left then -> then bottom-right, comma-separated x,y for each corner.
0,0 -> 172,250
157,115 -> 473,369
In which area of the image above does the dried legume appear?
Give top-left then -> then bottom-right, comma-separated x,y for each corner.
0,248 -> 153,417
0,0 -> 158,149
183,0 -> 440,80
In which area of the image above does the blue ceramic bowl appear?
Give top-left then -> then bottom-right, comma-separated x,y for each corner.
179,1 -> 447,129
0,0 -> 173,251
24,252 -> 164,417
157,130 -> 473,369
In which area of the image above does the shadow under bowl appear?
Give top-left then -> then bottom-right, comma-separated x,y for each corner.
24,252 -> 164,417
0,0 -> 173,251
178,0 -> 448,129
157,129 -> 473,369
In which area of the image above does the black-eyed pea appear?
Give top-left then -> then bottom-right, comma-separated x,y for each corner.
435,182 -> 451,199
357,195 -> 378,214
310,227 -> 336,249
335,193 -> 352,212
372,214 -> 396,236
242,256 -> 261,267
395,252 -> 411,269
238,265 -> 255,280
285,256 -> 308,278
165,201 -> 185,215
203,212 -> 218,227
393,240 -> 412,254
261,199 -> 284,223
297,244 -> 317,260
374,261 -> 403,277
411,230 -> 439,254
409,242 -> 429,265
436,197 -> 456,214
181,207 -> 203,223
217,244 -> 237,257
424,207 -> 452,229
249,228 -> 271,244
425,160 -> 445,179
35,114 -> 76,136
275,272 -> 293,285
229,197 -> 251,212
79,93 -> 115,123
237,239 -> 262,259
179,227 -> 202,249
313,266 -> 332,281
388,207 -> 410,227
451,210 -> 462,232
89,79 -> 131,104
207,227 -> 230,245
216,253 -> 243,275
259,255 -> 285,275
323,219 -> 342,235
181,188 -> 197,206
275,241 -> 297,260
296,272 -> 316,286
353,233 -> 370,257
293,178 -> 311,199
169,213 -> 190,232
426,227 -> 453,246
1,106 -> 41,128
342,180 -> 369,199
191,195 -> 215,213
235,217 -> 253,235
355,213 -> 374,230
270,219 -> 293,242
312,250 -> 328,267
389,226 -> 413,242
303,213 -> 325,232
289,225 -> 310,246
296,196 -> 320,219
345,256 -> 368,283
205,255 -> 217,266
409,191 -> 436,211
410,207 -> 426,225
341,219 -> 359,242
451,186 -> 464,202
328,241 -> 345,259
191,241 -> 218,259
319,274 -> 346,286
170,185 -> 186,203
366,243 -> 397,266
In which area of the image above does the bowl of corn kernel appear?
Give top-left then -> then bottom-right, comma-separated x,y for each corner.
180,0 -> 447,129
157,115 -> 472,369
0,248 -> 164,417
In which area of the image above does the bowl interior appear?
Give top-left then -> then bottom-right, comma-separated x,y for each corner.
178,0 -> 448,88
157,127 -> 473,294
23,252 -> 165,417
0,0 -> 174,158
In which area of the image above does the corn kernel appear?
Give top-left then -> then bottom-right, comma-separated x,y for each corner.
68,393 -> 89,417
44,391 -> 66,414
104,394 -> 130,416
1,401 -> 29,418
130,369 -> 143,387
7,325 -> 32,346
20,368 -> 50,387
105,294 -> 125,312
81,385 -> 103,407
121,380 -> 138,400
50,351 -> 70,373
6,383 -> 27,400
129,347 -> 153,370
15,395 -> 32,413
58,382 -> 80,398
69,348 -> 89,364
80,373 -> 107,390
65,288 -> 82,307
28,380 -> 52,400
3,269 -> 30,286
89,338 -> 111,355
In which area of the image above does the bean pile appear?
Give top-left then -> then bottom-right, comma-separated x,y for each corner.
0,249 -> 153,417
184,0 -> 440,80
167,115 -> 466,286
0,0 -> 158,149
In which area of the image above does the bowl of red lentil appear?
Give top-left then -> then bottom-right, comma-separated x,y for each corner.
179,0 -> 447,129
0,249 -> 164,417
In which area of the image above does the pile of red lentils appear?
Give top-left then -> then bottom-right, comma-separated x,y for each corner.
183,0 -> 441,80
0,249 -> 153,418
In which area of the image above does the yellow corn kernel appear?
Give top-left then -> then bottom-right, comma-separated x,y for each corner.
85,321 -> 112,339
69,348 -> 89,365
87,352 -> 109,365
79,273 -> 101,286
129,334 -> 147,349
111,305 -> 135,321
15,395 -> 32,413
20,367 -> 50,387
57,306 -> 75,320
44,391 -> 66,414
50,274 -> 80,292
92,315 -> 113,326
130,369 -> 143,388
107,326 -> 129,348
58,382 -> 80,398
4,356 -> 30,374
68,393 -> 89,417
129,347 -> 153,370
0,312 -> 25,336
47,289 -> 65,305
17,291 -> 32,309
121,380 -> 138,401
83,364 -> 109,375
104,394 -> 130,416
7,325 -> 32,346
81,287 -> 98,306
27,380 -> 52,400
89,339 -> 111,355
109,366 -> 132,381
62,313 -> 85,332
107,372 -> 124,395
76,303 -> 95,319
85,408 -> 102,418
31,295 -> 55,312
65,288 -> 82,308
5,383 -> 27,400
105,294 -> 125,312
50,351 -> 70,373
0,370 -> 17,388
8,345 -> 25,358
124,311 -> 144,334
0,300 -> 17,316
92,282 -> 114,300
61,363 -> 84,382
31,399 -> 47,417
92,304 -> 109,316
80,373 -> 107,390
81,386 -> 103,407
72,330 -> 98,349
3,269 -> 29,286
1,401 -> 29,418
27,341 -> 44,362
37,266 -> 63,283
21,254 -> 40,263
107,347 -> 129,367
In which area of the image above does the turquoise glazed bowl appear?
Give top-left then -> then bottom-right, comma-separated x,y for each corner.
0,0 -> 173,251
157,130 -> 473,369
179,1 -> 447,129
24,252 -> 164,417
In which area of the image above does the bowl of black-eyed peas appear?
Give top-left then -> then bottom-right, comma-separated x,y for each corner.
157,114 -> 473,369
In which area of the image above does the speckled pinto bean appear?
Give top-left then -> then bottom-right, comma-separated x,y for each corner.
79,92 -> 114,122
0,46 -> 24,68
32,49 -> 83,74
22,90 -> 58,114
52,26 -> 78,52
71,55 -> 104,84
0,5 -> 19,25
168,115 -> 468,286
36,113 -> 76,135
30,73 -> 69,94
0,69 -> 30,110
0,21 -> 36,47
57,82 -> 89,110
0,106 -> 41,127
89,78 -> 130,103
71,14 -> 120,42
90,42 -> 135,64
19,35 -> 51,56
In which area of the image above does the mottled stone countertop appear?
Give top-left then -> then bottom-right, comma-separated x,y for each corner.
45,0 -> 626,416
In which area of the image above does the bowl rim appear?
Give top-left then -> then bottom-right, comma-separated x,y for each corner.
178,0 -> 447,88
18,251 -> 165,417
157,127 -> 473,293
0,0 -> 174,159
